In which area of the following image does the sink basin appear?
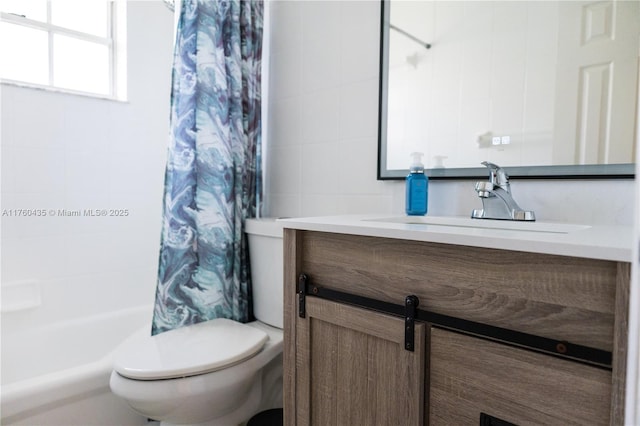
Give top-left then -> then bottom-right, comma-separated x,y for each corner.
364,216 -> 591,234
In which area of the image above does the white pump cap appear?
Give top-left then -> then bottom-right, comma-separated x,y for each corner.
432,155 -> 447,169
409,152 -> 424,172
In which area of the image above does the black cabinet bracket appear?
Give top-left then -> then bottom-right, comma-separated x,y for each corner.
298,274 -> 307,318
404,295 -> 419,351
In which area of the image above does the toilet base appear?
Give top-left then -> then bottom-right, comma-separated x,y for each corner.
157,353 -> 283,426
158,373 -> 261,426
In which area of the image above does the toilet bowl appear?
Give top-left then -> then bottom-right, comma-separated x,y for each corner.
109,218 -> 284,426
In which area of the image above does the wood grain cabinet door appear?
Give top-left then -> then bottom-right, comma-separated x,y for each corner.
429,327 -> 612,425
295,297 -> 426,426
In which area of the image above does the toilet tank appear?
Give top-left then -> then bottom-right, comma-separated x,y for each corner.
245,218 -> 284,329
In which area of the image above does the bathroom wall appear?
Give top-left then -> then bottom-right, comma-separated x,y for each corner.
1,0 -> 633,339
264,0 -> 635,227
1,2 -> 173,331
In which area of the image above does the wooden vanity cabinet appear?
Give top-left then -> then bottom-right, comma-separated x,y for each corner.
429,327 -> 611,425
294,296 -> 426,425
283,229 -> 630,426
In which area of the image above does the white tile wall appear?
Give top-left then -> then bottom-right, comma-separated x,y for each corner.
300,89 -> 340,143
1,2 -> 173,332
265,0 -> 635,227
301,2 -> 342,92
266,0 -> 397,219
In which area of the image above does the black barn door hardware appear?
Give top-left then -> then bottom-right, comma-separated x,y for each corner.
404,295 -> 418,351
296,274 -> 612,368
297,274 -> 307,318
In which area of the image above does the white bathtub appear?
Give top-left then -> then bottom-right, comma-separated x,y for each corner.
1,306 -> 152,425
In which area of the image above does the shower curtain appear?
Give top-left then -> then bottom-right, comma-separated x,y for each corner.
152,0 -> 263,335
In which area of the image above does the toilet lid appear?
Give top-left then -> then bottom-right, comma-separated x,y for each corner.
113,319 -> 268,380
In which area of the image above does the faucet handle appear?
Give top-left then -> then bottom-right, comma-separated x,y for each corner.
481,161 -> 510,192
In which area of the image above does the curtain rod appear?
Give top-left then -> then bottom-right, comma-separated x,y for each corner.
389,23 -> 432,50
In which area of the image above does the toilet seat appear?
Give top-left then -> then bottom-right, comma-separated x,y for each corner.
113,318 -> 268,380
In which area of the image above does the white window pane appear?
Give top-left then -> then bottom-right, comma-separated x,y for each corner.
53,35 -> 110,95
0,0 -> 47,22
51,0 -> 108,37
0,22 -> 48,85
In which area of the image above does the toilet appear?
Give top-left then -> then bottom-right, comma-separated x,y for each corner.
109,218 -> 284,426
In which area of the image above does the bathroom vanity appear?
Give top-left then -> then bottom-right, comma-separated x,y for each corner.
281,215 -> 632,425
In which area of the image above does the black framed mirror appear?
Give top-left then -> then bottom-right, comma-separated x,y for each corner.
377,0 -> 638,180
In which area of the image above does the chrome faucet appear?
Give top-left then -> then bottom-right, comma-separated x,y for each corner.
471,162 -> 535,221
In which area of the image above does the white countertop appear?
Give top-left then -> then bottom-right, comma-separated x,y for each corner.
279,214 -> 633,262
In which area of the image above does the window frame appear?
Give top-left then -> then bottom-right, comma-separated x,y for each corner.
0,1 -> 127,100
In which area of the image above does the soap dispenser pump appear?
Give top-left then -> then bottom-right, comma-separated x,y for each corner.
405,152 -> 428,216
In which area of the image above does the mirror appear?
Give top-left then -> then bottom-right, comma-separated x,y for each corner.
378,0 -> 639,179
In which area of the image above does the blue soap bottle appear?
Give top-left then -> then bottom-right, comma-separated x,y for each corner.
405,152 -> 428,216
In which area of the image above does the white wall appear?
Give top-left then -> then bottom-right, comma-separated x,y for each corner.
265,0 -> 635,227
265,0 -> 394,218
1,2 -> 173,336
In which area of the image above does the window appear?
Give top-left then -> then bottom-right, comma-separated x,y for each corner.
0,0 -> 126,99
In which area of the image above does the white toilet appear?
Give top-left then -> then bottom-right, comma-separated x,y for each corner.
109,218 -> 284,426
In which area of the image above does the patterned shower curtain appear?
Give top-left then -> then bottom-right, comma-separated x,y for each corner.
152,0 -> 263,335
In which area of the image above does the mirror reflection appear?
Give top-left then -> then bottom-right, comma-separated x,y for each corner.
379,0 -> 639,179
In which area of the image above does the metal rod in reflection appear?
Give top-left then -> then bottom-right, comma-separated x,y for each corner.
389,23 -> 432,50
